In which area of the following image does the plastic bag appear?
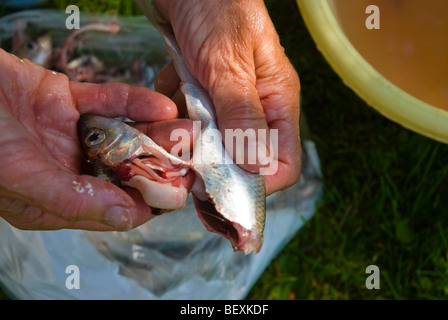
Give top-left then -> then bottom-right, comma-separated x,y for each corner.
0,9 -> 169,87
0,10 -> 323,300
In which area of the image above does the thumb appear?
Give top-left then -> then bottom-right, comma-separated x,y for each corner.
211,77 -> 271,173
25,168 -> 139,231
56,174 -> 137,230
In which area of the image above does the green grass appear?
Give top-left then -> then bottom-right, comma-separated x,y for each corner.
1,0 -> 448,300
247,0 -> 448,300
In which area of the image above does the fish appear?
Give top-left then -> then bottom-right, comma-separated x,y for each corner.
9,18 -> 162,86
55,21 -> 121,82
80,0 -> 266,254
14,32 -> 53,68
78,114 -> 194,212
136,0 -> 266,254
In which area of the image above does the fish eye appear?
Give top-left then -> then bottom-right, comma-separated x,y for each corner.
85,129 -> 105,147
26,41 -> 36,51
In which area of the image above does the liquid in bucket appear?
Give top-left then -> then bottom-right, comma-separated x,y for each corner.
333,0 -> 448,110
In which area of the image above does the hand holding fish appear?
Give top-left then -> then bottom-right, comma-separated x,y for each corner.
152,0 -> 302,195
0,48 -> 187,231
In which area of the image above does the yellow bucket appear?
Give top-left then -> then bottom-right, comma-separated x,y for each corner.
296,0 -> 448,143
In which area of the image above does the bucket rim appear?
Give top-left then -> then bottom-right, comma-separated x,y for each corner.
296,0 -> 448,144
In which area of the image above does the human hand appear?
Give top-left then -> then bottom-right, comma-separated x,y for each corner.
0,48 -> 188,231
153,0 -> 301,196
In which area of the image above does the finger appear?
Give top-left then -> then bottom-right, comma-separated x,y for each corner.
154,60 -> 180,97
262,119 -> 302,196
259,94 -> 301,195
0,119 -> 149,231
7,152 -> 139,230
154,63 -> 188,117
255,53 -> 302,194
22,170 -> 176,231
0,205 -> 99,231
70,81 -> 178,121
172,87 -> 188,118
1,206 -> 127,231
40,173 -> 137,230
122,187 -> 161,225
132,118 -> 195,155
211,70 -> 270,173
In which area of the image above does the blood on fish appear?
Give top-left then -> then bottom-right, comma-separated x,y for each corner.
113,161 -> 134,181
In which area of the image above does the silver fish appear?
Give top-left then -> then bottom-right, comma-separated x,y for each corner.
14,32 -> 52,68
134,0 -> 266,254
78,114 -> 194,213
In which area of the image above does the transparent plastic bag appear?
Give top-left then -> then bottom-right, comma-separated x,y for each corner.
0,10 -> 323,300
0,9 -> 169,87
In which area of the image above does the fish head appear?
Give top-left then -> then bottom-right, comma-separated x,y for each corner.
78,114 -> 194,211
78,114 -> 142,167
15,33 -> 53,68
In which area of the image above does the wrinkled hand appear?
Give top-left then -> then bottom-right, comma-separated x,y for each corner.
0,48 -> 185,231
154,0 -> 301,195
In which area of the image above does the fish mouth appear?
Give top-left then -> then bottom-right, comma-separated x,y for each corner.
114,156 -> 194,211
192,195 -> 263,254
192,195 -> 240,246
189,170 -> 264,254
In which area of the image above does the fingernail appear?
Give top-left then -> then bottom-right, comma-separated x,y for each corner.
104,207 -> 133,230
